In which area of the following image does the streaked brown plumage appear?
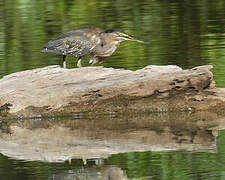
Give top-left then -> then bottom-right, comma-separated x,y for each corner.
41,27 -> 146,67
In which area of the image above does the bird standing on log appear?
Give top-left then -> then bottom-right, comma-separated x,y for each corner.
41,27 -> 146,68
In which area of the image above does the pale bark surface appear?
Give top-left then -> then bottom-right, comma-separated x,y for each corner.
0,65 -> 224,117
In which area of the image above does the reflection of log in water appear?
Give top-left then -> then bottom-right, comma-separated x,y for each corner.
0,111 -> 223,162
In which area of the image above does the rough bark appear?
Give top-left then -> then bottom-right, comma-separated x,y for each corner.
0,65 -> 224,118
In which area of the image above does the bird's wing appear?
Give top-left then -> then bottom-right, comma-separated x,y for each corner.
41,37 -> 94,57
41,27 -> 103,57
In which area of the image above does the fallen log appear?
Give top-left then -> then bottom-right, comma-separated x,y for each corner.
0,65 -> 224,118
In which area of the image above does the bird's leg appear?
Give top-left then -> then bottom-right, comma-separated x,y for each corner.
89,58 -> 94,64
77,56 -> 82,68
89,56 -> 99,65
63,55 -> 67,68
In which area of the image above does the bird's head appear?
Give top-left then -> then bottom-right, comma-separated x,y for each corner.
105,29 -> 147,44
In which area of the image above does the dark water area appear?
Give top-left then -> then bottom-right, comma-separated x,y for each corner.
1,0 -> 225,179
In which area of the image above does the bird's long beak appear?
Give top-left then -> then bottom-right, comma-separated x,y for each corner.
119,33 -> 147,43
129,36 -> 147,43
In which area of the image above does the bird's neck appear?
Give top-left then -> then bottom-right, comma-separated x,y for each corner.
93,33 -> 120,57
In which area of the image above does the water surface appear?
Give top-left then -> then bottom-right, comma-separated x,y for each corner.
0,112 -> 225,180
1,0 -> 225,179
0,0 -> 225,85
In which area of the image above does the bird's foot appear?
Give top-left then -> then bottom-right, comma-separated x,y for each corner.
89,58 -> 99,66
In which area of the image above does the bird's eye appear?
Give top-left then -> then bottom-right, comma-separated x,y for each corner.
101,43 -> 104,47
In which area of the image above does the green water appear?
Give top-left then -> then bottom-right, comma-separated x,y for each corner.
1,0 -> 225,85
1,0 -> 225,179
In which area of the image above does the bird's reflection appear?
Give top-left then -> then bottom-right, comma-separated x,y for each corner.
52,165 -> 153,180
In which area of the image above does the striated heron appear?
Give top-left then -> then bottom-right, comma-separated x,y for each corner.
41,27 -> 146,67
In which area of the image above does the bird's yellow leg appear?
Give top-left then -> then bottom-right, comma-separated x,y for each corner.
77,57 -> 82,68
89,59 -> 94,64
89,57 -> 99,65
63,55 -> 67,68
63,61 -> 66,68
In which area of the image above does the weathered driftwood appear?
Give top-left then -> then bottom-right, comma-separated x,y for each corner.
0,65 -> 225,118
